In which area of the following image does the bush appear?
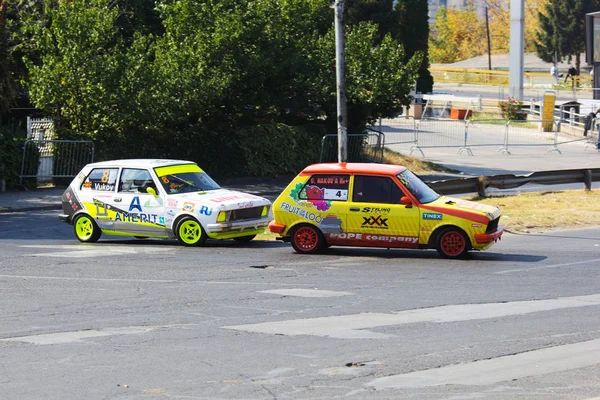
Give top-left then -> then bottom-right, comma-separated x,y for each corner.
498,97 -> 526,121
89,122 -> 326,178
231,123 -> 325,177
0,125 -> 38,190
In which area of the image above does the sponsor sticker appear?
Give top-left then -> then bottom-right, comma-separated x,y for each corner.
362,215 -> 389,229
199,205 -> 213,216
328,232 -> 419,244
237,201 -> 255,209
182,202 -> 195,212
280,202 -> 323,223
422,212 -> 442,220
361,207 -> 391,214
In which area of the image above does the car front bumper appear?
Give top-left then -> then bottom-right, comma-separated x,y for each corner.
206,218 -> 270,233
474,225 -> 504,244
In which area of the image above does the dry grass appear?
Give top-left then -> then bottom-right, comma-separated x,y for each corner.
467,190 -> 600,233
381,148 -> 458,174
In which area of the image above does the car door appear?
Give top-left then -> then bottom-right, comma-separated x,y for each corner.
106,168 -> 167,236
346,174 -> 421,248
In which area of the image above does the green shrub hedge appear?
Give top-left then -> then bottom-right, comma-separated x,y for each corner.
0,125 -> 38,190
91,123 -> 326,178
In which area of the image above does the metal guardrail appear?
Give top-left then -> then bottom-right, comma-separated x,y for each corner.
20,140 -> 95,186
430,66 -> 593,90
427,168 -> 600,196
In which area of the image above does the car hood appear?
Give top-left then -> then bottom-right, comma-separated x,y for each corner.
425,195 -> 501,221
171,189 -> 271,210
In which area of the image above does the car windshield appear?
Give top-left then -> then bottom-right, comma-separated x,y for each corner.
156,169 -> 221,195
397,169 -> 440,204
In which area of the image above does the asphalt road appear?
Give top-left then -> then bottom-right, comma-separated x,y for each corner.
1,210 -> 600,399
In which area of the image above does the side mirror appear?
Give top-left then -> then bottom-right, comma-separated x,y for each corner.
400,195 -> 412,208
146,187 -> 158,197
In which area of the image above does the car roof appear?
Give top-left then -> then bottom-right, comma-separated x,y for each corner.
84,159 -> 196,169
300,163 -> 406,176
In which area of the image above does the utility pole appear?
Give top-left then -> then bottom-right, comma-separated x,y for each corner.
509,0 -> 524,100
333,0 -> 348,163
485,7 -> 491,71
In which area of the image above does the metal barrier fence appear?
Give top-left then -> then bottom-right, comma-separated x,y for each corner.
374,117 -> 416,147
320,132 -> 385,163
374,116 -> 598,156
20,140 -> 95,186
428,168 -> 600,196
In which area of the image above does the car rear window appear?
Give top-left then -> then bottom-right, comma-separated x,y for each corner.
81,168 -> 118,192
298,174 -> 350,201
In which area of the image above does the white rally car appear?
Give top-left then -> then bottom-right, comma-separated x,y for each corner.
58,159 -> 272,246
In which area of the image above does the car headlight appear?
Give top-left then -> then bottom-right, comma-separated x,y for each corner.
217,211 -> 227,222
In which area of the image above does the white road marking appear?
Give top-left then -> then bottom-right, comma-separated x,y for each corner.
259,289 -> 353,298
367,338 -> 600,390
250,367 -> 295,382
0,325 -> 182,345
0,274 -> 315,286
223,294 -> 600,339
19,244 -> 170,258
496,258 -> 600,274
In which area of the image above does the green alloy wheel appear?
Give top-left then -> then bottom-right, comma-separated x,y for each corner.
74,214 -> 102,243
176,217 -> 207,246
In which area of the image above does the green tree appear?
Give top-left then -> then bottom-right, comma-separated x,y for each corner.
429,6 -> 486,63
535,0 -> 595,72
394,0 -> 432,94
0,0 -> 15,113
345,0 -> 396,38
12,0 -> 421,160
312,22 -> 422,132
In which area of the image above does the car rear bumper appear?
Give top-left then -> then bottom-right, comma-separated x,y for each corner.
268,220 -> 286,234
58,214 -> 70,224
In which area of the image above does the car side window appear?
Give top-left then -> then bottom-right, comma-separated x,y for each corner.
353,175 -> 403,204
119,169 -> 157,194
81,168 -> 118,192
298,174 -> 349,201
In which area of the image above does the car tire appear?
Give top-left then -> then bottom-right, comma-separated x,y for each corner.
176,216 -> 207,247
233,235 -> 256,242
74,214 -> 102,243
435,227 -> 470,259
290,224 -> 326,254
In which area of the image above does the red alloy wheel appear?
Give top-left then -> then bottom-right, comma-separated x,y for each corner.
291,225 -> 324,254
436,228 -> 468,258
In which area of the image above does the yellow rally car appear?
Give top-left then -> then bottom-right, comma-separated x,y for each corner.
59,159 -> 272,246
268,163 -> 503,258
